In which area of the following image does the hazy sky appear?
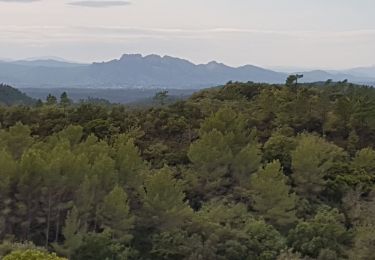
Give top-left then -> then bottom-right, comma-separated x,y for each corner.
0,0 -> 374,69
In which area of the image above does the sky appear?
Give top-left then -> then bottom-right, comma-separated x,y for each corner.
0,0 -> 375,69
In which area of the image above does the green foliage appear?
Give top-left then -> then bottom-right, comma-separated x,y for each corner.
53,207 -> 86,258
0,84 -> 35,106
352,147 -> 375,174
232,143 -> 262,184
0,242 -> 45,258
276,249 -> 302,260
153,90 -> 169,106
59,92 -> 71,107
46,94 -> 57,106
2,82 -> 375,258
291,134 -> 346,200
3,249 -> 66,260
71,232 -> 133,260
349,225 -> 375,260
287,207 -> 350,258
142,167 -> 192,230
99,185 -> 134,240
286,74 -> 304,87
188,129 -> 233,173
199,106 -> 249,153
263,132 -> 297,173
115,135 -> 145,186
0,122 -> 33,159
250,161 -> 297,229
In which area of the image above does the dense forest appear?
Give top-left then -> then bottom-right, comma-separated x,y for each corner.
0,84 -> 35,106
1,80 -> 375,259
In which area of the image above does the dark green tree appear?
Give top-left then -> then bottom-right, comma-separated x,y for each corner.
46,94 -> 57,106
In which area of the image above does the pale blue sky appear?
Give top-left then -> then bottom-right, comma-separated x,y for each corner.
0,0 -> 374,68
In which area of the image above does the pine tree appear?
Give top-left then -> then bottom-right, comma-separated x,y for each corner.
291,134 -> 346,200
115,136 -> 145,187
352,148 -> 375,175
0,122 -> 33,159
16,149 -> 46,241
0,149 -> 18,238
287,207 -> 349,258
143,167 -> 192,230
188,129 -> 233,174
99,185 -> 134,241
347,130 -> 359,156
199,106 -> 249,153
60,92 -> 72,107
74,175 -> 94,227
232,143 -> 262,185
263,132 -> 297,173
46,94 -> 57,106
250,161 -> 297,229
53,207 -> 86,258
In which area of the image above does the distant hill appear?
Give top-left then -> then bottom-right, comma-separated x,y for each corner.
0,84 -> 35,106
10,59 -> 87,68
0,54 -> 374,89
343,66 -> 375,78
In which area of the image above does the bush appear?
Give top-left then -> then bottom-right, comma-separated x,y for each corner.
0,242 -> 45,258
3,249 -> 66,260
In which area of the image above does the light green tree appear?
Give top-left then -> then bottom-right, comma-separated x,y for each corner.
250,161 -> 297,229
232,143 -> 262,185
99,185 -> 134,240
0,122 -> 33,159
291,134 -> 346,200
143,167 -> 192,230
3,249 -> 66,260
0,149 -> 18,238
199,106 -> 249,153
188,129 -> 233,174
115,136 -> 145,187
16,149 -> 46,241
53,207 -> 86,258
352,148 -> 375,174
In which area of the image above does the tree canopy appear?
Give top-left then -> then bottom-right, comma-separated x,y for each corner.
1,80 -> 375,259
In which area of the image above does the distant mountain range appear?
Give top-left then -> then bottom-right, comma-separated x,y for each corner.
0,54 -> 374,89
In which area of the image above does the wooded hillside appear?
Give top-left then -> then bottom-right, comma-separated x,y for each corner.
0,81 -> 375,259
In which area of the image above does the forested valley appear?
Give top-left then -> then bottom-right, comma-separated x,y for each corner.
1,81 -> 375,259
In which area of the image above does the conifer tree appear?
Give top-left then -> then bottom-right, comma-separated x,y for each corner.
0,122 -> 33,159
99,185 -> 134,240
199,106 -> 249,153
352,148 -> 375,175
46,94 -> 57,106
291,134 -> 346,200
16,149 -> 46,240
60,92 -> 72,107
250,161 -> 297,229
143,167 -> 192,230
115,136 -> 145,187
188,129 -> 233,174
232,143 -> 262,185
53,207 -> 86,258
0,149 -> 17,238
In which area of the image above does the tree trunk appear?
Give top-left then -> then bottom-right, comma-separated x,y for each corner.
55,208 -> 60,242
45,191 -> 52,247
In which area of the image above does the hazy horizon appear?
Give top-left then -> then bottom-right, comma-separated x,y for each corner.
1,0 -> 375,69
